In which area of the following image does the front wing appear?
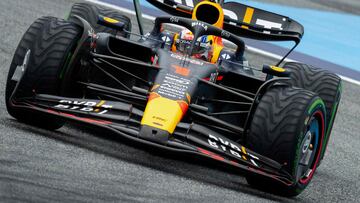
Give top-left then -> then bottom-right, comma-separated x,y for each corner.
8,92 -> 295,186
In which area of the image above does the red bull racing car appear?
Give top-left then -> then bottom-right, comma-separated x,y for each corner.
5,0 -> 342,197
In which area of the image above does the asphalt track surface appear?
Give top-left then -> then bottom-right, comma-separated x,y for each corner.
0,0 -> 360,202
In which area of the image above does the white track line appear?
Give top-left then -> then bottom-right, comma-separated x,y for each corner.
85,0 -> 360,86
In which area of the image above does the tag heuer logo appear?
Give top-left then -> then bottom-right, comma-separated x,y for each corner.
191,22 -> 208,31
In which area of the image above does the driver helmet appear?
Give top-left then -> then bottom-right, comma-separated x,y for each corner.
175,29 -> 212,61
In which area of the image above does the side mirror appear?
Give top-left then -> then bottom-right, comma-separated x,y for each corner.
262,65 -> 290,78
97,15 -> 125,31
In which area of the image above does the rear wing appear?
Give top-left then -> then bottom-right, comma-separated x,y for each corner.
146,0 -> 304,44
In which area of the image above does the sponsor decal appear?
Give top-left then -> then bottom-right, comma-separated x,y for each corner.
172,65 -> 190,76
54,100 -> 112,115
256,19 -> 283,30
161,35 -> 172,43
170,53 -> 204,65
207,134 -> 260,167
221,53 -> 231,60
158,73 -> 191,100
191,21 -> 208,31
221,30 -> 231,38
170,16 -> 180,23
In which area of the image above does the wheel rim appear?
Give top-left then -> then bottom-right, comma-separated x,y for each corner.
297,110 -> 325,184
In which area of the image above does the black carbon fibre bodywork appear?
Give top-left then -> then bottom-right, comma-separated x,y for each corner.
7,14 -> 299,186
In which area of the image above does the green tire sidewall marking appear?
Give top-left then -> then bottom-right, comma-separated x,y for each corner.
321,81 -> 342,157
293,98 -> 325,183
308,98 -> 326,115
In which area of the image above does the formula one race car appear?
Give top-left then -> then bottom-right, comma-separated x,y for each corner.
5,0 -> 342,197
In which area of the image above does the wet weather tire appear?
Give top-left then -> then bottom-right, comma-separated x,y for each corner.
283,62 -> 342,161
67,2 -> 132,38
246,86 -> 326,197
5,16 -> 82,130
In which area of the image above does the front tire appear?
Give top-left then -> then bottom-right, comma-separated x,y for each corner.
246,86 -> 326,196
283,62 -> 342,161
5,16 -> 82,130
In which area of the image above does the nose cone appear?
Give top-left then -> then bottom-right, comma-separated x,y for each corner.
138,125 -> 170,144
141,93 -> 188,134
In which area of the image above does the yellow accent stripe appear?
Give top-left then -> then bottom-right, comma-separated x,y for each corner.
94,100 -> 106,112
104,17 -> 119,24
241,147 -> 247,160
241,146 -> 247,155
151,84 -> 160,92
271,66 -> 286,72
171,34 -> 179,52
186,93 -> 191,103
242,7 -> 254,29
96,100 -> 106,107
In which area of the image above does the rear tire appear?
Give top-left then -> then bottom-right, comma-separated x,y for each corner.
246,86 -> 326,197
283,62 -> 342,161
67,2 -> 132,38
5,17 -> 82,130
